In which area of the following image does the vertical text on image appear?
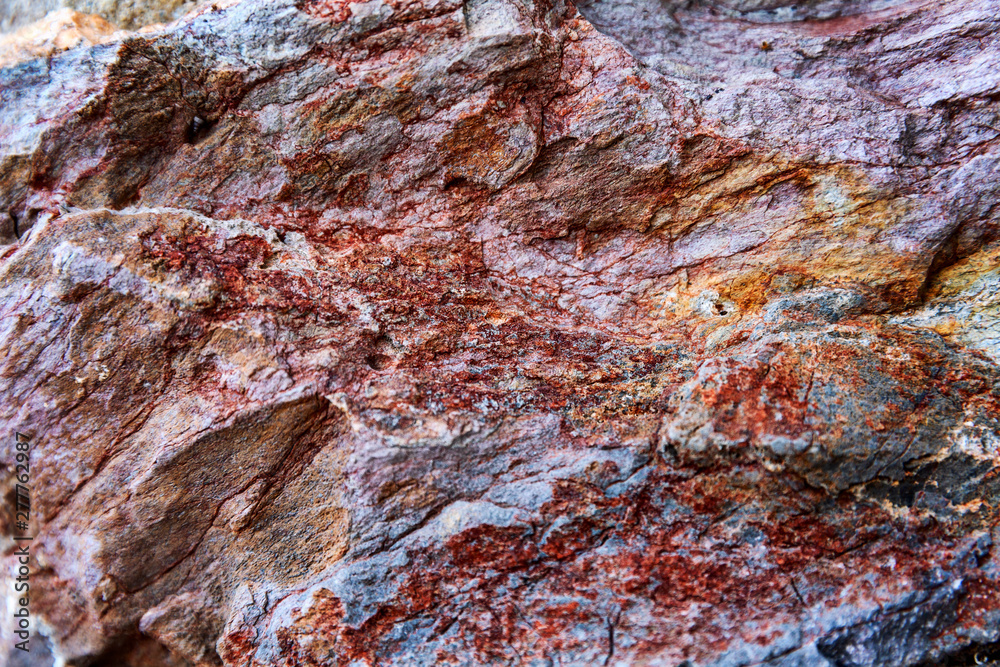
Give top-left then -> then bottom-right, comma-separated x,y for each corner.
12,431 -> 31,653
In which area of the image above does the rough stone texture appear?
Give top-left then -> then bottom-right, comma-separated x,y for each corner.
0,0 -> 998,665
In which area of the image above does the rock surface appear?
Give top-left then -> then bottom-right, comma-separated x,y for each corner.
0,0 -> 207,33
0,0 -> 999,665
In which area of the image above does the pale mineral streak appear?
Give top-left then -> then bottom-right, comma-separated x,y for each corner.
0,0 -> 998,665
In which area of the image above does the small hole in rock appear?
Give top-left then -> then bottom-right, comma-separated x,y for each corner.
444,176 -> 471,191
365,354 -> 390,370
186,115 -> 214,144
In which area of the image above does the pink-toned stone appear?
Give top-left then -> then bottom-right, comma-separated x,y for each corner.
0,0 -> 998,665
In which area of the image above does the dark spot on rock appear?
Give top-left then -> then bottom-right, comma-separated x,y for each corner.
444,176 -> 472,191
366,353 -> 390,370
6,210 -> 19,241
186,115 -> 214,144
932,638 -> 1000,666
661,439 -> 679,463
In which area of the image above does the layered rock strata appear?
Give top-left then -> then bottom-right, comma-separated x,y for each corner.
0,0 -> 998,665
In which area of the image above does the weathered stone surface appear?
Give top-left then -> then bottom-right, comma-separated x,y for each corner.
0,0 -> 998,665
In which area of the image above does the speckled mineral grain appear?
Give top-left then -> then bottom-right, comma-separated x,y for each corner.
0,0 -> 998,665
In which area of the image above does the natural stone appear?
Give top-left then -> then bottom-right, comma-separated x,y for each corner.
0,0 -> 998,665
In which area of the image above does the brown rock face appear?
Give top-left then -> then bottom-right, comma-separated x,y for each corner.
0,0 -> 998,665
